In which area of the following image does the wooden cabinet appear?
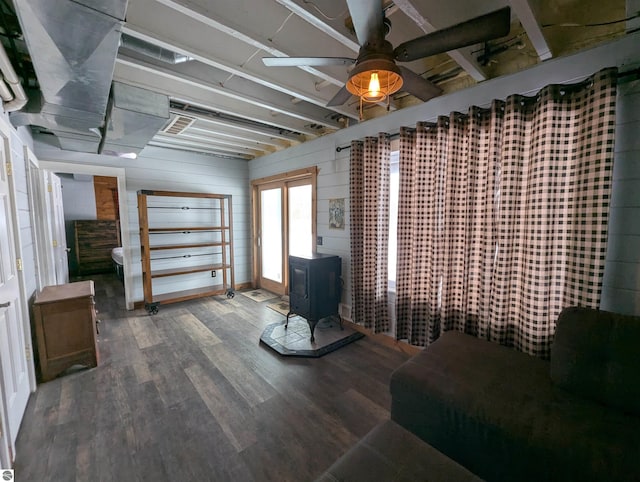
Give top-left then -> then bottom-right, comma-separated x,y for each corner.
32,281 -> 99,382
74,220 -> 121,274
138,190 -> 235,314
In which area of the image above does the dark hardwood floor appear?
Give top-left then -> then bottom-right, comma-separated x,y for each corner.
14,274 -> 410,481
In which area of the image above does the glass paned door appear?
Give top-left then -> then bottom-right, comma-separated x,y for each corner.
288,183 -> 312,257
259,186 -> 283,290
256,177 -> 314,295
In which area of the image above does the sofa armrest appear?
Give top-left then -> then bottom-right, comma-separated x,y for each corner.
551,306 -> 640,415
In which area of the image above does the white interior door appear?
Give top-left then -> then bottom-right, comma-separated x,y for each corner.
0,135 -> 30,466
48,174 -> 69,284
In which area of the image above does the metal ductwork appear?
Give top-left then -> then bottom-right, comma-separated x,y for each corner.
10,0 -> 128,152
120,34 -> 194,65
100,82 -> 170,156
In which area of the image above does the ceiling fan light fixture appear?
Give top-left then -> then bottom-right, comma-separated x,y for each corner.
346,59 -> 403,103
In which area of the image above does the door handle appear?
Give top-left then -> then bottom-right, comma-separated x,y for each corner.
0,301 -> 10,308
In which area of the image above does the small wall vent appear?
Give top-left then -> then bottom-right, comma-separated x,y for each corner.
163,115 -> 196,135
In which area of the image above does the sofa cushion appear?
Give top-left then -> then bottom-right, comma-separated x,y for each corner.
316,420 -> 483,482
551,306 -> 640,416
390,330 -> 640,482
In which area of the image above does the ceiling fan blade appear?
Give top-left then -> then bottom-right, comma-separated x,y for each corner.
394,7 -> 511,62
262,57 -> 355,67
346,0 -> 384,45
399,66 -> 442,102
327,86 -> 352,107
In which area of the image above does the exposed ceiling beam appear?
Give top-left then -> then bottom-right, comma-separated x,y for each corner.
170,128 -> 275,154
273,0 -> 360,52
154,132 -> 265,157
628,0 -> 640,32
392,0 -> 488,81
154,0 -> 346,88
169,106 -> 302,146
116,55 -> 343,130
148,140 -> 253,160
187,125 -> 280,150
509,0 -> 553,60
114,57 -> 329,137
121,25 -> 356,120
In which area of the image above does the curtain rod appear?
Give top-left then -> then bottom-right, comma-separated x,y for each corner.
336,132 -> 400,152
335,67 -> 640,153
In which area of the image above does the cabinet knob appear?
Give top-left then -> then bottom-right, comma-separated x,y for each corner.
0,301 -> 10,308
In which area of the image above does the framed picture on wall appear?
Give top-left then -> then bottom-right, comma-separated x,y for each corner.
329,198 -> 345,229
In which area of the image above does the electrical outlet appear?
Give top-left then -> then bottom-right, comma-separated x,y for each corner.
211,270 -> 217,277
317,236 -> 323,246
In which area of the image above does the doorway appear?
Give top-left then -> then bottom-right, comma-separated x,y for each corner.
37,161 -> 133,310
252,167 -> 317,296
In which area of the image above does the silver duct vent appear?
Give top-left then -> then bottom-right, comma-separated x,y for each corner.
120,34 -> 194,65
100,82 -> 170,156
10,0 -> 128,152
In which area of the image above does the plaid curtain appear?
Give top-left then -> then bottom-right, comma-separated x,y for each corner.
350,134 -> 391,333
395,68 -> 617,357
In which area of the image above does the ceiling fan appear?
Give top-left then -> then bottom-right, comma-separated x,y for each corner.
262,1 -> 511,108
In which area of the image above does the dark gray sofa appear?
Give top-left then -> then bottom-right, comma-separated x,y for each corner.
390,306 -> 640,482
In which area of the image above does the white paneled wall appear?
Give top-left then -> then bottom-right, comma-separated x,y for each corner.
601,79 -> 640,315
34,143 -> 251,303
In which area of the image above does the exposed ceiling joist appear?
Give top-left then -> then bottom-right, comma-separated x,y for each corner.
154,0 -> 346,89
509,0 -> 553,60
168,105 -> 303,145
628,0 -> 640,31
167,128 -> 276,154
8,0 -> 631,161
148,139 -> 254,160
273,0 -> 360,52
154,132 -> 265,157
120,24 -> 355,119
114,57 -> 327,137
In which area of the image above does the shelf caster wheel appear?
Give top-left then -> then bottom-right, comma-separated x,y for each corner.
226,290 -> 235,299
145,303 -> 159,315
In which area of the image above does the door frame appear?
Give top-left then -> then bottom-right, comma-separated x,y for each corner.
251,167 -> 317,294
25,147 -> 46,291
37,161 -> 134,310
0,118 -> 31,467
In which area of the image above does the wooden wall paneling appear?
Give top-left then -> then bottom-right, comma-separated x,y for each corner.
93,176 -> 118,220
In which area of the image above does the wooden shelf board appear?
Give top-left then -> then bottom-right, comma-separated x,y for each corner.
149,242 -> 225,250
150,264 -> 230,278
148,226 -> 226,232
152,285 -> 228,304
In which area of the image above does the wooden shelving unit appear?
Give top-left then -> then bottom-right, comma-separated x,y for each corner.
137,190 -> 235,314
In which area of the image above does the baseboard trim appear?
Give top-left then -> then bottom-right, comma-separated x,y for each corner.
133,282 -> 254,310
343,320 -> 422,356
